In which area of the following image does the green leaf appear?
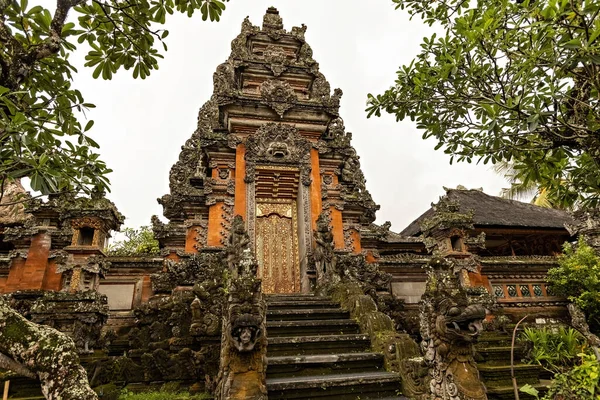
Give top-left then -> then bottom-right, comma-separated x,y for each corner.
84,120 -> 94,132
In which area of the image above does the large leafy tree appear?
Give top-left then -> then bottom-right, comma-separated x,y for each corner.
367,0 -> 600,208
0,2 -> 228,396
0,0 -> 228,199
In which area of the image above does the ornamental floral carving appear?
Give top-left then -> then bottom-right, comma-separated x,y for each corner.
260,79 -> 297,118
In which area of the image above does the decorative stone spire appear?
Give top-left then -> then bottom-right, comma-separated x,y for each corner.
262,6 -> 283,31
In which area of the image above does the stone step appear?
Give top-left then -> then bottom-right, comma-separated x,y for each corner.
268,334 -> 371,356
267,319 -> 360,337
478,363 -> 543,387
267,371 -> 402,399
267,308 -> 350,321
265,294 -> 330,302
476,345 -> 525,363
477,332 -> 513,347
267,300 -> 340,310
486,383 -> 548,400
267,352 -> 384,378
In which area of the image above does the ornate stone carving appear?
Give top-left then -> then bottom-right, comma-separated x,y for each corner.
230,17 -> 259,60
28,291 -> 109,354
260,79 -> 297,118
213,61 -> 236,101
566,208 -> 600,252
216,222 -> 267,400
314,213 -> 336,286
245,122 -> 312,185
263,45 -> 288,76
324,117 -> 345,140
226,215 -> 252,280
220,202 -> 234,246
420,257 -> 487,400
151,252 -> 225,294
311,72 -> 331,100
262,6 -> 284,37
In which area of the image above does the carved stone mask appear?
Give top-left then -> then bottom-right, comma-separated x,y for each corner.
231,314 -> 262,352
266,142 -> 290,159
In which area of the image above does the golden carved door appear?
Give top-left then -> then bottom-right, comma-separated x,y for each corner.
255,200 -> 300,293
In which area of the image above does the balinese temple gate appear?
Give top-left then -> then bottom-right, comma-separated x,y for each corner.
154,7 -> 379,294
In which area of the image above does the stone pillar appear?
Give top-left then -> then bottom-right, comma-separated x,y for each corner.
234,144 -> 247,219
309,148 -> 322,231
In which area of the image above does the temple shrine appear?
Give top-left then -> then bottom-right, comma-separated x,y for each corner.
0,7 -> 582,400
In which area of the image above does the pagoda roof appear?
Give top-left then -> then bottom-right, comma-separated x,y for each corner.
401,188 -> 573,237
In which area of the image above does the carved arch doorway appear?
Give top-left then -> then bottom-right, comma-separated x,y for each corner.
255,199 -> 301,294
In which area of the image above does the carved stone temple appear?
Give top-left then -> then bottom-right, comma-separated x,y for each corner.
0,7 -> 580,400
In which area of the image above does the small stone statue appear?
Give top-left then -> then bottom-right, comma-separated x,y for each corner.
314,213 -> 335,284
189,297 -> 202,335
226,215 -> 251,279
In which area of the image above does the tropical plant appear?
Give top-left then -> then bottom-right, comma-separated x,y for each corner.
548,238 -> 600,334
107,225 -> 159,256
493,161 -> 558,208
367,0 -> 600,209
520,326 -> 586,373
543,352 -> 600,400
0,0 -> 229,199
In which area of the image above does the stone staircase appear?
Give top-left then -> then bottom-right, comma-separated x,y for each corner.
265,293 -> 406,400
476,331 -> 547,400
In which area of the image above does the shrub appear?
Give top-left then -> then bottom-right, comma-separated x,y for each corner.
520,326 -> 585,374
543,352 -> 600,400
548,238 -> 600,334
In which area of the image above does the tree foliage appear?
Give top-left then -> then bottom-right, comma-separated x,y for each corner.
367,0 -> 600,208
108,225 -> 159,256
0,0 -> 229,198
548,238 -> 600,333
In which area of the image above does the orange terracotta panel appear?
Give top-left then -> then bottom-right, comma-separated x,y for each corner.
310,149 -> 322,230
350,229 -> 362,254
234,144 -> 247,219
330,206 -> 344,249
185,226 -> 199,253
5,232 -> 51,291
42,260 -> 63,291
0,277 -> 6,293
3,257 -> 25,293
468,266 -> 490,289
208,201 -> 225,247
365,250 -> 379,263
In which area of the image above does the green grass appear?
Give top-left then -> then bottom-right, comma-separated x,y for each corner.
119,390 -> 212,400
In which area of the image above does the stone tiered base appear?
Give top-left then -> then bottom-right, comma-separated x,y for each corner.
265,293 -> 408,400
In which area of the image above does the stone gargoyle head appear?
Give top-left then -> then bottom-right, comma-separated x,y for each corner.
230,313 -> 262,352
434,292 -> 486,347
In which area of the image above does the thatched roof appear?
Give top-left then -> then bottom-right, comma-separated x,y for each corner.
401,188 -> 573,237
0,179 -> 31,225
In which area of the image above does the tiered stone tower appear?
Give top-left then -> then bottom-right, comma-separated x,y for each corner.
154,7 -> 379,293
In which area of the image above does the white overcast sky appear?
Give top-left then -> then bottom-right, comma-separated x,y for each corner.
66,0 -> 509,234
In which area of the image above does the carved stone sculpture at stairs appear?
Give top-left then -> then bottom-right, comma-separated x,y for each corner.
216,216 -> 267,400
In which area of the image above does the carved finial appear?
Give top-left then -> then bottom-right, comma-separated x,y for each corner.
263,7 -> 284,31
